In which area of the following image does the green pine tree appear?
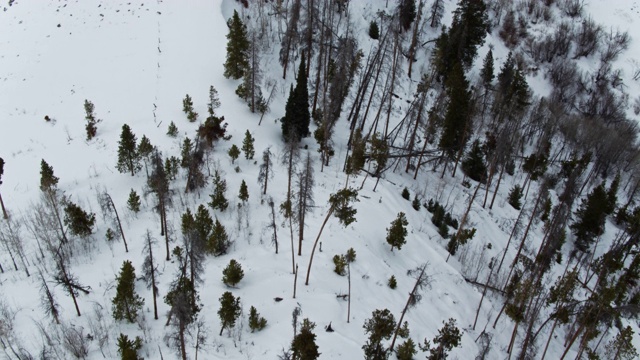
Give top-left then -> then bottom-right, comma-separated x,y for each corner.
439,62 -> 471,159
480,49 -> 494,88
461,140 -> 487,183
116,124 -> 140,176
369,21 -> 380,40
281,54 -> 310,141
209,170 -> 229,212
40,159 -> 59,192
222,259 -> 244,287
241,130 -> 255,159
84,99 -> 100,140
291,319 -> 320,360
223,10 -> 250,79
112,260 -> 144,323
396,338 -> 417,360
571,182 -> 610,252
508,185 -> 523,210
117,334 -> 143,360
208,85 -> 221,116
127,189 -> 141,213
208,218 -> 230,256
167,121 -> 179,137
218,291 -> 241,336
363,309 -> 396,360
387,212 -> 409,251
63,201 -> 96,237
239,180 -> 249,202
228,145 -> 241,164
248,305 -> 267,332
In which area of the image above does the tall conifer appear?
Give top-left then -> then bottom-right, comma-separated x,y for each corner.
223,10 -> 250,80
281,54 -> 310,141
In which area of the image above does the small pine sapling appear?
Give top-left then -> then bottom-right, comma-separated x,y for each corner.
401,187 -> 410,200
248,306 -> 267,332
63,201 -> 96,238
388,275 -> 397,289
369,21 -> 380,39
218,291 -> 241,336
209,170 -> 229,212
238,180 -> 249,203
291,318 -> 319,360
412,196 -> 421,211
183,94 -> 198,122
345,248 -> 356,263
420,318 -> 462,360
228,144 -> 240,164
387,212 -> 409,251
84,99 -> 101,140
105,228 -> 116,242
117,334 -> 143,360
242,130 -> 255,159
167,121 -> 179,137
127,189 -> 141,213
396,338 -> 417,360
332,255 -> 347,276
208,218 -> 230,256
222,259 -> 244,287
508,185 -> 523,210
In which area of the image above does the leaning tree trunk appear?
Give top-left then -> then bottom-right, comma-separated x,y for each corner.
305,206 -> 335,285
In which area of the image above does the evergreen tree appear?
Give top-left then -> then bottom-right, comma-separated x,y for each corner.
387,212 -> 409,251
112,260 -> 144,323
223,10 -> 250,80
138,135 -> 153,160
258,147 -> 274,195
198,114 -> 228,147
461,140 -> 487,182
371,132 -> 390,177
346,129 -> 366,175
218,291 -> 241,336
439,62 -> 471,159
248,306 -> 267,332
480,49 -> 494,88
194,205 -> 214,243
388,275 -> 397,289
363,309 -> 397,360
222,259 -> 244,287
167,121 -> 179,137
84,99 -> 100,140
291,318 -> 320,360
604,326 -> 638,360
241,130 -> 255,159
396,338 -> 417,360
127,189 -> 141,213
508,185 -> 523,210
208,218 -> 230,256
209,170 -> 229,211
116,124 -> 140,176
183,94 -> 197,122
228,144 -> 241,164
63,200 -> 96,237
117,334 -> 143,360
238,180 -> 249,202
399,0 -> 417,31
369,21 -> 380,40
180,137 -> 193,168
40,159 -> 59,192
281,54 -> 310,141
420,318 -> 462,360
571,182 -> 611,252
207,85 -> 221,116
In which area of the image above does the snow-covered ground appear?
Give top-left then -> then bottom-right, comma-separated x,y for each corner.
0,0 -> 639,359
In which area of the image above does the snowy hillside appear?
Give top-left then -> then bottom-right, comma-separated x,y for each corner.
1,0 -> 640,359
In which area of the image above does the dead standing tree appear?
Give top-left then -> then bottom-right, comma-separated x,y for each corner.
305,188 -> 358,285
388,263 -> 433,351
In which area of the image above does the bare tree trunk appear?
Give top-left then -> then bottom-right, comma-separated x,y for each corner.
447,181 -> 481,262
293,263 -> 298,298
162,199 -> 170,261
270,200 -> 279,254
106,193 -> 128,252
389,264 -> 427,351
305,206 -> 334,285
540,319 -> 558,360
180,321 -> 187,360
473,261 -> 495,330
0,192 -> 7,219
489,164 -> 505,209
347,261 -> 351,323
